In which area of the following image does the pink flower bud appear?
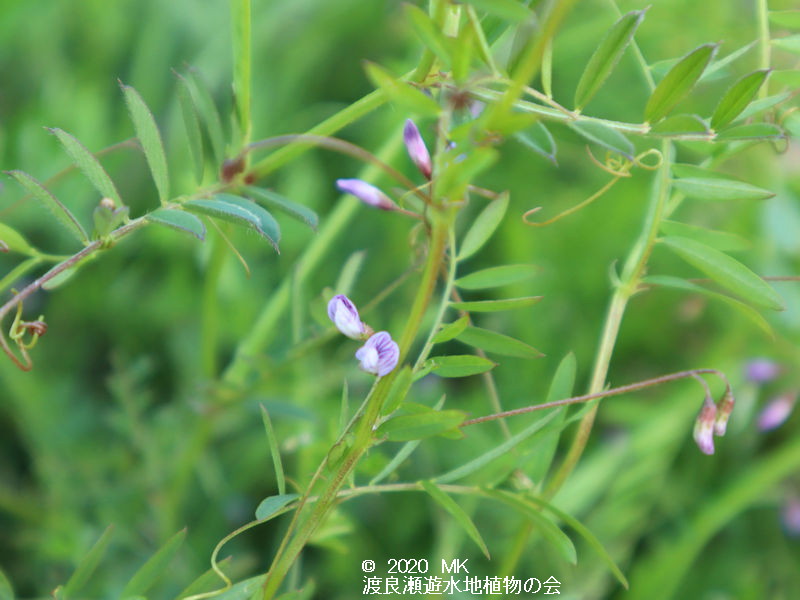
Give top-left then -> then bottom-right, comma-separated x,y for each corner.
355,331 -> 399,377
336,179 -> 396,211
757,392 -> 797,432
403,119 -> 432,180
693,402 -> 718,455
714,388 -> 735,436
327,294 -> 367,340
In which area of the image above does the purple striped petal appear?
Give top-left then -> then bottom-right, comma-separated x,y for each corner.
327,294 -> 367,340
355,331 -> 400,377
336,179 -> 396,210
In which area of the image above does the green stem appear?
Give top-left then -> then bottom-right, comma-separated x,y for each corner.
260,216 -> 450,599
756,0 -> 771,99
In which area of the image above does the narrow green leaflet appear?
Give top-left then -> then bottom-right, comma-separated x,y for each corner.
659,220 -> 750,252
214,194 -> 280,249
569,120 -> 634,159
0,257 -> 41,295
574,10 -> 646,110
462,0 -> 531,22
175,73 -> 204,182
121,84 -> 170,204
63,525 -> 115,599
0,570 -> 13,600
645,43 -> 718,123
405,4 -> 451,67
710,70 -> 770,130
671,177 -> 774,201
456,326 -> 542,359
660,236 -> 784,311
376,409 -> 466,442
738,92 -> 791,120
184,197 -> 278,248
770,10 -> 800,29
644,275 -> 772,337
0,222 -> 37,256
6,170 -> 88,244
255,494 -> 300,521
186,69 -> 226,165
701,40 -> 757,82
383,366 -> 414,415
260,405 -> 286,495
175,557 -> 232,600
772,34 -> 800,54
48,128 -> 122,205
649,114 -> 709,137
120,528 -> 186,599
247,186 -> 318,230
210,575 -> 265,600
456,264 -> 539,290
715,123 -> 785,141
432,315 -> 470,344
420,481 -> 490,559
364,62 -> 439,117
671,163 -> 729,180
449,296 -> 542,312
514,123 -> 557,164
457,192 -> 509,261
428,355 -> 496,377
147,208 -> 206,241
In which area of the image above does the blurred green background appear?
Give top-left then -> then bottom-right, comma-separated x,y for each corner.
1,0 -> 799,598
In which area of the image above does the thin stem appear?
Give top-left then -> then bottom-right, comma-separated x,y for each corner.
756,0 -> 771,98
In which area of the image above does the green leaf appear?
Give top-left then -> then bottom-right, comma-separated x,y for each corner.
246,186 -> 318,230
671,163 -> 729,180
659,220 -> 750,252
63,525 -> 115,598
462,0 -> 531,22
574,10 -> 646,110
185,69 -> 226,165
121,529 -> 186,599
376,408 -> 467,441
0,570 -> 14,600
146,208 -> 206,241
569,120 -> 634,159
457,192 -> 509,261
771,69 -> 800,87
175,557 -> 232,600
456,264 -> 539,290
184,197 -> 278,249
0,257 -> 41,295
671,177 -> 774,201
456,326 -> 543,359
5,170 -> 89,244
649,114 -> 709,137
770,10 -> 800,29
405,4 -> 451,67
449,296 -> 543,312
514,123 -> 557,164
48,128 -> 122,205
428,355 -> 496,377
0,222 -> 37,256
121,84 -> 170,204
434,409 -> 561,484
772,34 -> 800,54
715,122 -> 785,141
213,194 -> 280,249
419,480 -> 490,558
432,315 -> 470,344
738,91 -> 791,120
175,73 -> 204,182
383,366 -> 414,415
710,70 -> 770,130
42,261 -> 85,291
255,494 -> 299,521
660,236 -> 784,311
702,41 -> 758,82
645,43 -> 718,123
643,275 -> 772,337
209,575 -> 266,600
364,62 -> 440,117
260,405 -> 286,496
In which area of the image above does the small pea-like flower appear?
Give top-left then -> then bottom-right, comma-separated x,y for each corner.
693,401 -> 718,455
744,358 -> 781,384
336,179 -> 396,211
403,119 -> 432,180
714,388 -> 735,436
327,294 -> 368,340
355,331 -> 399,377
757,392 -> 797,432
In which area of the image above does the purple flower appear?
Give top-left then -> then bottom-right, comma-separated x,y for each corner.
403,119 -> 432,180
744,358 -> 781,384
693,401 -> 718,455
782,496 -> 800,537
355,331 -> 399,377
336,179 -> 396,211
757,392 -> 797,432
327,294 -> 368,340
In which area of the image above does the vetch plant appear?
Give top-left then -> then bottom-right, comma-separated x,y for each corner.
1,1 -> 799,599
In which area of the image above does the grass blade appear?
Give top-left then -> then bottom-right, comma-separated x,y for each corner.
260,405 -> 286,496
420,480 -> 490,558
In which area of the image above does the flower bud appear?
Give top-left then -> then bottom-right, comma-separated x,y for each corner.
713,388 -> 735,436
355,331 -> 400,377
693,401 -> 718,455
757,392 -> 797,432
327,294 -> 367,340
403,119 -> 432,180
336,179 -> 396,211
